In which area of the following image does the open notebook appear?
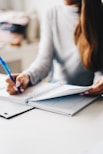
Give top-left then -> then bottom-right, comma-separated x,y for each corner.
0,81 -> 92,103
28,95 -> 98,116
0,75 -> 99,117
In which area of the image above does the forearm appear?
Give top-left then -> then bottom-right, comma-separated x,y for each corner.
23,54 -> 53,85
22,8 -> 54,85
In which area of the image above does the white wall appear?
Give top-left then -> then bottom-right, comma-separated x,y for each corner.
9,0 -> 25,10
1,0 -> 62,19
0,0 -> 9,9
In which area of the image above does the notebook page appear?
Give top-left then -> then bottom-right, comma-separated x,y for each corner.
0,88 -> 33,104
28,82 -> 64,98
30,84 -> 91,101
0,82 -> 63,103
0,74 -> 7,90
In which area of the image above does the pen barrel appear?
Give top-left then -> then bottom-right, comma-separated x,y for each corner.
17,87 -> 22,94
10,75 -> 16,83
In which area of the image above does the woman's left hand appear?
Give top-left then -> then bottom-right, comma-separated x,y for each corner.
84,76 -> 103,96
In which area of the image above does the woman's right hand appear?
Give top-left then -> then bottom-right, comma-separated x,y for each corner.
6,73 -> 30,95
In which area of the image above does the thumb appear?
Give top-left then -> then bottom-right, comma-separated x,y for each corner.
16,74 -> 30,89
16,75 -> 24,87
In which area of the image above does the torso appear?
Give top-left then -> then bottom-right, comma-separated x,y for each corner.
50,5 -> 94,86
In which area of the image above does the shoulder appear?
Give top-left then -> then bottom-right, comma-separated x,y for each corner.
41,5 -> 64,26
45,5 -> 64,19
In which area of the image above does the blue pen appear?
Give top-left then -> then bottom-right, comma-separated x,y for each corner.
0,56 -> 22,93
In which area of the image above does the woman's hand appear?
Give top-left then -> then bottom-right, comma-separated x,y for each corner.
84,76 -> 103,96
6,73 -> 30,95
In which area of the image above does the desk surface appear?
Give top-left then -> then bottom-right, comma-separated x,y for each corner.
0,97 -> 103,154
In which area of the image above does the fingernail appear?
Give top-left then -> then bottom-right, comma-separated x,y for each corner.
13,86 -> 18,91
84,91 -> 89,94
16,81 -> 21,87
21,88 -> 24,92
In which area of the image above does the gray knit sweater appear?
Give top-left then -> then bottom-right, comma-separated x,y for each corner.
23,4 -> 95,86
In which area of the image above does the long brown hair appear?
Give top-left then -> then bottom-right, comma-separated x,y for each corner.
74,0 -> 103,71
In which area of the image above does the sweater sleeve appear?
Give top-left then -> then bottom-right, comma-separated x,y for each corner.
22,9 -> 54,85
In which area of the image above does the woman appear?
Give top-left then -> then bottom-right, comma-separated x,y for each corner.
6,0 -> 103,95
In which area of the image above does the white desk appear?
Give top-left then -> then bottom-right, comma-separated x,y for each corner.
0,98 -> 103,154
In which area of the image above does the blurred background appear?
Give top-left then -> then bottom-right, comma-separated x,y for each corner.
0,0 -> 62,74
0,0 -> 62,18
0,0 -> 102,75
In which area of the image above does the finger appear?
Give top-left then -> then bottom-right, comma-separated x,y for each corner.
15,86 -> 25,93
84,85 -> 103,95
92,81 -> 103,89
6,85 -> 17,95
6,81 -> 16,89
16,75 -> 24,87
92,82 -> 103,92
6,77 -> 13,84
6,74 -> 18,84
16,74 -> 30,89
6,84 -> 24,95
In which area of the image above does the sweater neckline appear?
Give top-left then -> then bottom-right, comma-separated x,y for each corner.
62,4 -> 79,14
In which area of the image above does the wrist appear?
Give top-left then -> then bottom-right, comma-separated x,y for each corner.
26,74 -> 32,87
